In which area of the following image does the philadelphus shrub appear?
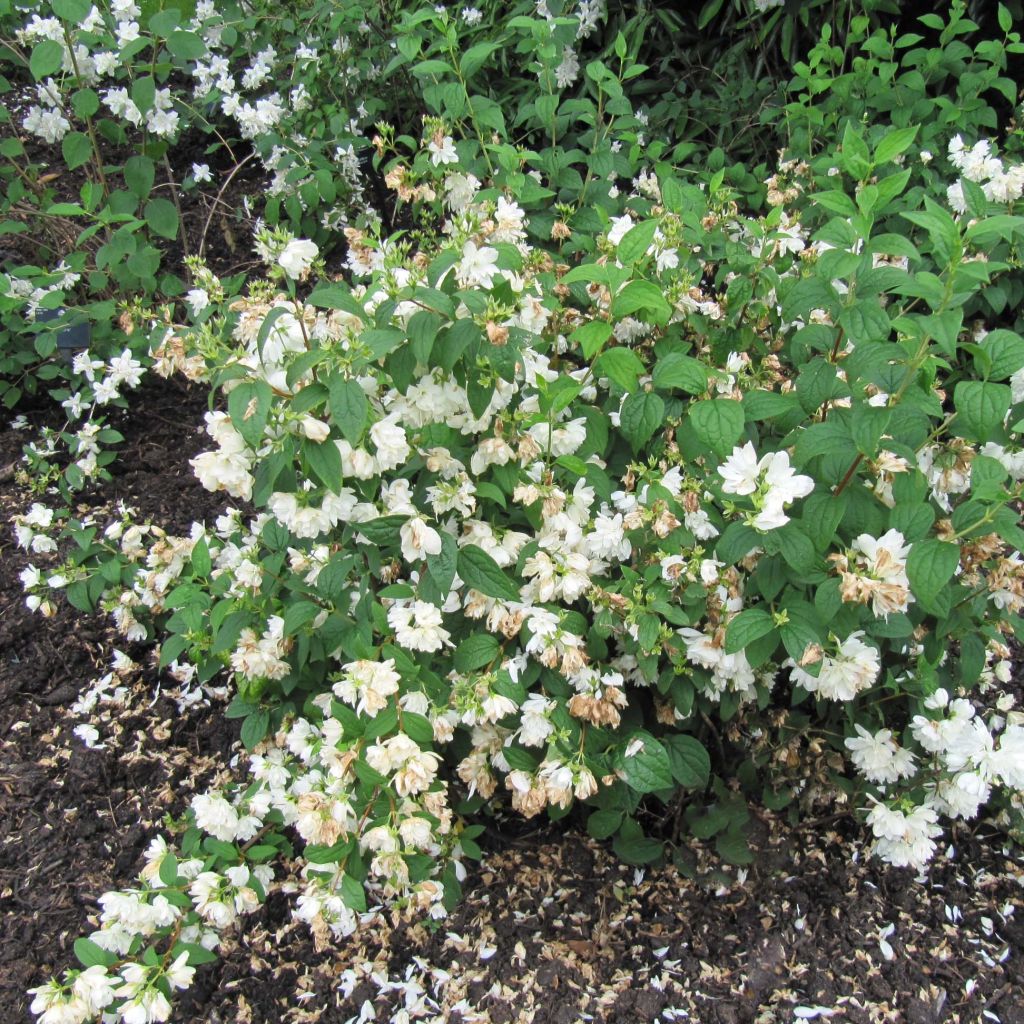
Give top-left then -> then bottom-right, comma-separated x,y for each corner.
22,112 -> 1024,1020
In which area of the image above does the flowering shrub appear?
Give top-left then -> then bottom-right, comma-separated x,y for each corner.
13,1 -> 1024,1021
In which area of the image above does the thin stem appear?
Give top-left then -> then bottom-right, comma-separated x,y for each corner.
198,152 -> 258,259
61,27 -> 110,201
833,453 -> 863,497
162,154 -> 190,260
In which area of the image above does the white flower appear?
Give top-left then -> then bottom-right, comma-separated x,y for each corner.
186,288 -> 210,316
845,724 -> 915,784
866,801 -> 941,870
370,415 -> 410,471
388,601 -> 451,652
192,792 -> 240,841
277,239 -> 318,279
718,441 -> 761,495
428,134 -> 458,166
400,517 -> 443,564
457,240 -> 500,289
554,46 -> 580,88
790,633 -> 880,702
191,162 -> 212,183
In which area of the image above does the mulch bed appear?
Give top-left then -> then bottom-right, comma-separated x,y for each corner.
1,380 -> 1022,1024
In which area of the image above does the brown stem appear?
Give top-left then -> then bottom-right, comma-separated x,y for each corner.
198,152 -> 258,259
833,453 -> 864,497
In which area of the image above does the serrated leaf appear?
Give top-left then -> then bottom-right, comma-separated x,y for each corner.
241,709 -> 270,749
617,219 -> 659,264
716,828 -> 754,865
619,392 -> 664,451
458,545 -> 519,601
954,381 -> 1011,441
663,734 -> 710,789
74,938 -> 116,968
906,539 -> 959,614
724,608 -> 776,654
402,712 -> 434,745
328,376 -> 368,444
144,197 -> 179,240
227,379 -> 271,449
653,352 -> 709,395
611,279 -> 672,324
873,126 -> 918,165
30,40 -> 63,81
595,347 -> 646,392
689,399 -> 744,456
453,633 -> 500,673
618,732 -> 673,794
302,436 -> 343,491
355,514 -> 407,545
571,319 -> 613,360
340,873 -> 367,912
587,809 -> 623,840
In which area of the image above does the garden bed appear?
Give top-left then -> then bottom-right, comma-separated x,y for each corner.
1,392 -> 1022,1024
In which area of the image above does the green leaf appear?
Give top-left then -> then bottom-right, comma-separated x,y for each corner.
873,126 -> 918,165
157,851 -> 179,887
339,872 -> 368,912
30,40 -> 63,81
724,608 -> 776,654
241,709 -> 270,750
454,634 -> 500,673
460,40 -> 499,78
971,455 -> 1008,500
308,284 -> 366,319
663,735 -> 710,789
779,607 -> 821,666
402,713 -> 434,745
954,381 -> 1011,441
612,829 -> 663,865
611,279 -> 672,324
329,377 -> 368,443
653,352 -> 709,395
716,828 -> 754,865
124,155 -> 155,199
906,539 -> 960,614
689,399 -> 744,456
596,347 -> 646,392
144,197 -> 179,240
283,600 -> 320,635
660,175 -> 686,213
227,380 -> 271,448
355,515 -> 407,545
617,219 -> 659,265
839,300 -> 891,345
74,938 -> 116,969
176,942 -> 218,967
619,392 -> 664,451
426,532 -> 458,600
618,732 -> 672,794
458,545 -> 520,601
571,319 -> 613,360
775,523 -> 816,573
61,132 -> 92,171
980,329 -> 1024,380
841,122 -> 872,179
302,436 -> 343,491
53,0 -> 91,19
587,809 -> 623,840
167,29 -> 206,60
191,537 -> 211,576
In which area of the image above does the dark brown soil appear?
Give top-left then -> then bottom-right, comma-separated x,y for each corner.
0,380 -> 1022,1024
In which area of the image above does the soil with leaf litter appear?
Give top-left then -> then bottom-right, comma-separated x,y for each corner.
1,385 -> 1023,1024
